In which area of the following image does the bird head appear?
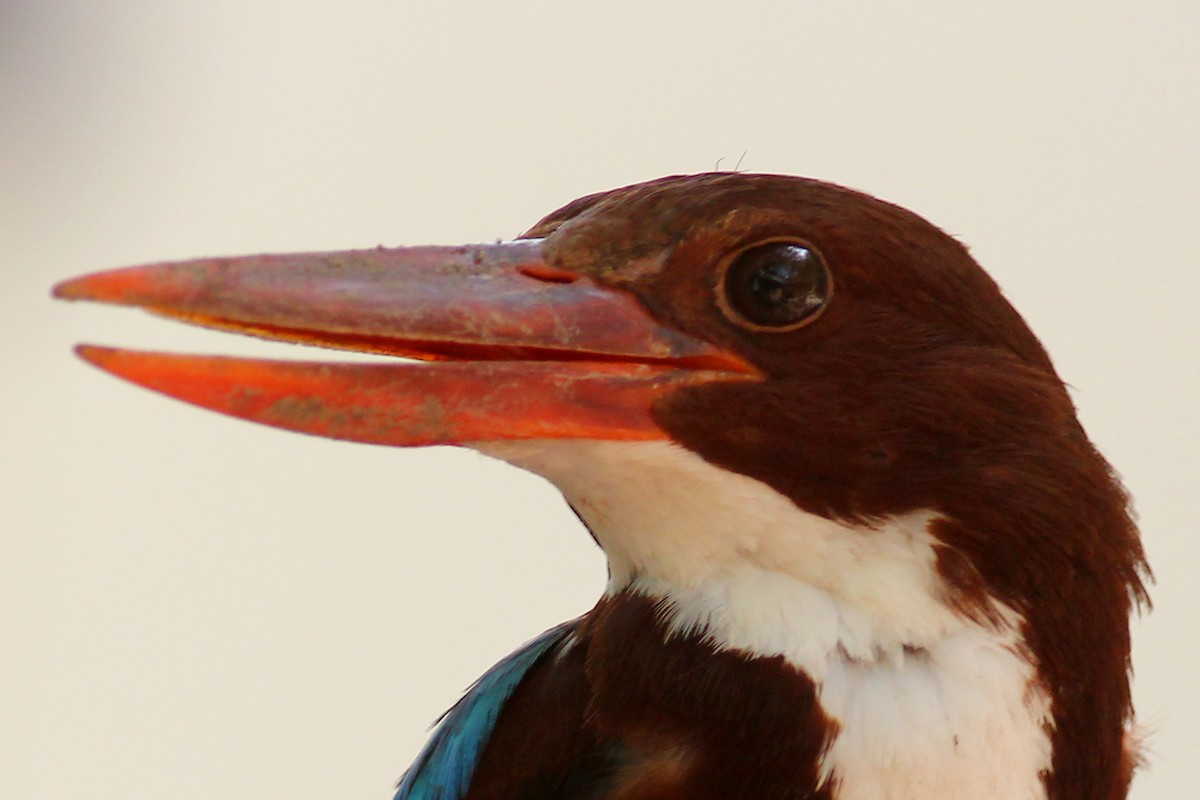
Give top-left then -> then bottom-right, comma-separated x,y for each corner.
55,173 -> 1148,799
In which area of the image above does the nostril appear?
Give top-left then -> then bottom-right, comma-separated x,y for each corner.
517,264 -> 582,284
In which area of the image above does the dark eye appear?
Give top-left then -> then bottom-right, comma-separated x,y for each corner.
720,241 -> 831,330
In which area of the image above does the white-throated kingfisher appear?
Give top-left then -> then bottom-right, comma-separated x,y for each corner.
55,173 -> 1148,800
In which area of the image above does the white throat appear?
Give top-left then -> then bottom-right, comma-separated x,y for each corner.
476,439 -> 1052,800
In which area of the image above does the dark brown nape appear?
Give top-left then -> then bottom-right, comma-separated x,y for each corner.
530,172 -> 1149,799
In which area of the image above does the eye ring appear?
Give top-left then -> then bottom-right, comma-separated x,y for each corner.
715,238 -> 833,331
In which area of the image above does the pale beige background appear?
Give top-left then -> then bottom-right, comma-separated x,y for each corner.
3,3 -> 1196,799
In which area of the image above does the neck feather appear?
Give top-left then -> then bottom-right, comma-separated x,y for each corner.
479,439 -> 1058,800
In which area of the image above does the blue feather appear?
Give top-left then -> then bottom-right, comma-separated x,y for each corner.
394,621 -> 577,800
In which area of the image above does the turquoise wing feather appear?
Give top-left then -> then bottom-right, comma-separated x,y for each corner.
393,621 -> 577,800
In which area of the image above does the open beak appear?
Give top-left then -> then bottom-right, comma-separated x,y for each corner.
54,239 -> 758,446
